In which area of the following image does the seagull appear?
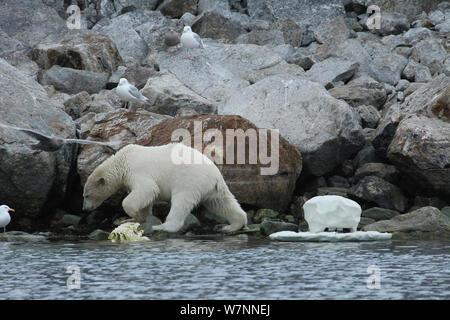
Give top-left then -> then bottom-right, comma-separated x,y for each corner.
180,26 -> 204,59
116,78 -> 148,110
0,205 -> 14,233
0,123 -> 120,152
164,30 -> 180,52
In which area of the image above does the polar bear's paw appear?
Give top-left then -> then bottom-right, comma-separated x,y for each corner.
221,224 -> 244,233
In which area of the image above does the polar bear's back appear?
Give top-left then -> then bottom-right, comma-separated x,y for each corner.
119,143 -> 226,200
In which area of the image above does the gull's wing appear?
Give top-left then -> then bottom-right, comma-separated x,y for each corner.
63,138 -> 120,147
128,86 -> 147,101
193,32 -> 204,48
0,124 -> 52,142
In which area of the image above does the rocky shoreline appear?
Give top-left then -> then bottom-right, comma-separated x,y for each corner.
0,0 -> 449,241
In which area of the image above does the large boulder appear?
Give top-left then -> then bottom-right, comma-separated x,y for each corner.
38,65 -> 109,94
219,75 -> 365,177
0,0 -> 67,49
157,0 -> 198,18
363,206 -> 450,239
328,76 -> 387,109
79,114 -> 302,211
28,31 -> 123,74
410,38 -> 447,76
140,71 -> 217,116
0,59 -> 76,223
155,42 -> 300,104
387,115 -> 450,197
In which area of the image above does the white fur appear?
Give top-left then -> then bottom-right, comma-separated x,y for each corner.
83,143 -> 247,233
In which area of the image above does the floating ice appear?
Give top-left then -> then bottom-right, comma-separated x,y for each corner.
269,231 -> 392,242
304,195 -> 361,233
108,222 -> 149,243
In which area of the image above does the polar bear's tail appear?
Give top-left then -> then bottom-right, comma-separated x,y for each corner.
203,179 -> 248,232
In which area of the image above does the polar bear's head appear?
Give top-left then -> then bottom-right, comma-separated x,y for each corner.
83,163 -> 120,211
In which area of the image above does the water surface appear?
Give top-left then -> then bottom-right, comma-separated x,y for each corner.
0,238 -> 449,299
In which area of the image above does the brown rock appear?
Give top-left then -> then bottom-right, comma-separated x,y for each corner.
78,114 -> 302,211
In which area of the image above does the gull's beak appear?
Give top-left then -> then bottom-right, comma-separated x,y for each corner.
8,208 -> 14,213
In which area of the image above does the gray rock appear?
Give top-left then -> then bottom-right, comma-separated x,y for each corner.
235,30 -> 285,46
402,60 -> 433,82
428,10 -> 446,24
354,163 -> 400,184
435,20 -> 450,33
353,146 -> 378,169
254,209 -> 280,224
179,214 -> 201,233
313,16 -> 355,45
395,79 -> 410,91
0,0 -> 68,49
39,65 -> 109,95
326,176 -> 350,188
368,52 -> 408,85
317,187 -> 349,198
55,214 -> 81,228
413,196 -> 448,210
260,220 -> 298,236
0,59 -> 76,218
403,82 -> 424,97
141,215 -> 163,235
192,0 -> 249,42
141,71 -> 216,116
445,58 -> 450,77
93,11 -> 151,64
219,75 -> 365,176
410,38 -> 447,75
287,48 -> 315,70
328,76 -> 387,109
356,105 -> 381,128
63,91 -> 91,120
306,57 -> 359,87
0,28 -> 26,58
275,19 -> 303,47
363,206 -> 450,239
349,176 -> 408,212
376,12 -> 410,36
157,0 -> 197,18
88,229 -> 110,241
180,12 -> 197,26
402,27 -> 432,41
442,207 -> 450,218
358,217 -> 376,230
362,207 -> 400,221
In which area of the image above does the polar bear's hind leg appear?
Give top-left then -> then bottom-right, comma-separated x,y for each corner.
203,196 -> 247,233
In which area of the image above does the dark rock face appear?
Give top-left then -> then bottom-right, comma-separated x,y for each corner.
0,59 -> 76,222
349,176 -> 408,212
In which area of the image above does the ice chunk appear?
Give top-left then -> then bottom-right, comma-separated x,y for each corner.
304,195 -> 361,233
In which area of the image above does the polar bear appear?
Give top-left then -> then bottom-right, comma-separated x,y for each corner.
82,143 -> 247,233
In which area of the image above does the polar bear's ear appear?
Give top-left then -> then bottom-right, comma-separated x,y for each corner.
97,177 -> 106,186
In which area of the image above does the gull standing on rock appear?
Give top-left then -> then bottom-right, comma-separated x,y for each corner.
180,26 -> 204,59
164,29 -> 180,53
0,123 -> 120,152
0,205 -> 14,233
116,78 -> 149,110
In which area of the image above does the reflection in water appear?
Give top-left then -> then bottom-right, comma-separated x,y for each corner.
0,238 -> 449,299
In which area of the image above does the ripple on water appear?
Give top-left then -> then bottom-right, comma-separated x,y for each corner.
0,239 -> 449,299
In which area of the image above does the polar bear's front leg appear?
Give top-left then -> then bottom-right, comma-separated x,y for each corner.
152,192 -> 197,233
122,182 -> 159,223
